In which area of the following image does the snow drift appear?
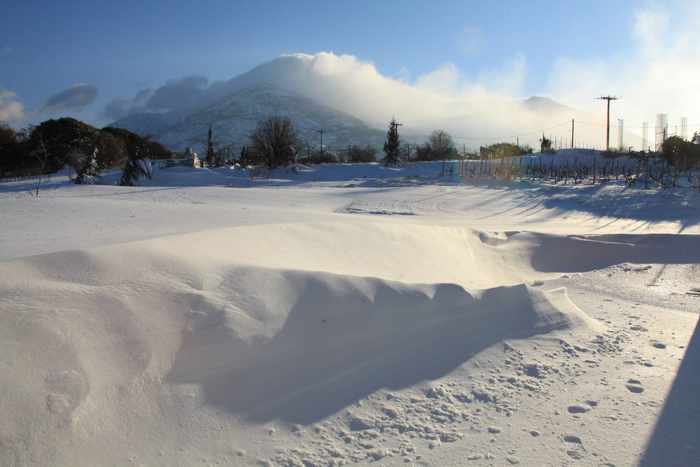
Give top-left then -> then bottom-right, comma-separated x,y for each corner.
166,269 -> 596,424
0,222 -> 607,466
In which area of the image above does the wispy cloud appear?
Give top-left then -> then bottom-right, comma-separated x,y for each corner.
41,83 -> 98,114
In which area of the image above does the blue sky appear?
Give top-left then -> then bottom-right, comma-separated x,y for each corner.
1,0 -> 698,131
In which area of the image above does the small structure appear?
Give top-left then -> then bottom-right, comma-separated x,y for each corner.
184,147 -> 201,168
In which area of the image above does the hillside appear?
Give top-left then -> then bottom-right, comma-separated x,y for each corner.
111,84 -> 385,151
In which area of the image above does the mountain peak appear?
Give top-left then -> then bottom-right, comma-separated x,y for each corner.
523,96 -> 572,114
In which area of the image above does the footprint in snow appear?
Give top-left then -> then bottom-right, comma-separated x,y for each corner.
567,404 -> 591,414
563,435 -> 586,459
626,379 -> 644,393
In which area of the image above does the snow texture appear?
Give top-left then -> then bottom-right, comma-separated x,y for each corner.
1,160 -> 699,466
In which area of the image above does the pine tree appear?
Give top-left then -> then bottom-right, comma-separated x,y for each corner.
73,147 -> 100,184
539,134 -> 553,153
383,118 -> 401,166
205,125 -> 216,166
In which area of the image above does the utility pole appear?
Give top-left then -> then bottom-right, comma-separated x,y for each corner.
597,96 -> 619,151
317,129 -> 325,157
571,119 -> 575,149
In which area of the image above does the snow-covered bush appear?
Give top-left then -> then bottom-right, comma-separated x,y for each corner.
70,147 -> 100,184
119,156 -> 152,186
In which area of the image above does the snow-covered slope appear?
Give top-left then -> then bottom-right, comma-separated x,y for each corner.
113,84 -> 385,151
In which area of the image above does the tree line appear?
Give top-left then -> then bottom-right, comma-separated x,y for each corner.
239,116 -> 399,168
239,116 -> 534,169
8,115 -> 690,187
0,118 -> 170,185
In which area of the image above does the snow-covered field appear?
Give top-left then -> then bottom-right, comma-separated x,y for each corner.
1,160 -> 699,467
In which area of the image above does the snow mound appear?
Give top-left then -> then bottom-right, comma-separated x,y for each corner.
0,226 -> 601,464
166,268 -> 598,423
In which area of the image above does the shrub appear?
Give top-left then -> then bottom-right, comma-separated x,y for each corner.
479,142 -> 532,159
539,135 -> 554,153
101,127 -> 171,161
661,136 -> 700,169
119,156 -> 152,186
0,118 -> 172,178
298,150 -> 339,165
347,145 -> 377,163
0,124 -> 22,176
27,118 -> 98,173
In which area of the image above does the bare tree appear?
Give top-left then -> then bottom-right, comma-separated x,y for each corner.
249,117 -> 299,169
428,130 -> 455,159
30,131 -> 51,198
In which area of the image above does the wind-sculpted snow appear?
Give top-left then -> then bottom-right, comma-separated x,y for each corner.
0,222 -> 599,465
167,268 -> 597,424
0,221 -> 699,466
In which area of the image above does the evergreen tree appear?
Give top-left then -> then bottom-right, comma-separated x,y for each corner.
383,118 -> 401,166
73,147 -> 100,184
205,125 -> 216,166
539,134 -> 553,153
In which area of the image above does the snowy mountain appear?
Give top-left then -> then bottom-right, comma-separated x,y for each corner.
522,96 -> 574,115
111,84 -> 385,151
109,55 -> 607,152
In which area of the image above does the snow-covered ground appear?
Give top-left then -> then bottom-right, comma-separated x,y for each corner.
1,161 -> 699,467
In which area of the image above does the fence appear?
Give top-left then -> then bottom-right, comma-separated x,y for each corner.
443,152 -> 700,190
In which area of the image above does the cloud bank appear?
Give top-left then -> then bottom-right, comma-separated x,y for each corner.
103,3 -> 700,148
102,76 -> 209,120
41,83 -> 98,114
105,51 -> 561,147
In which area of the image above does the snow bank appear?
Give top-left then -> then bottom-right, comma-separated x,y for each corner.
167,269 -> 596,424
0,221 -> 606,466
